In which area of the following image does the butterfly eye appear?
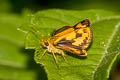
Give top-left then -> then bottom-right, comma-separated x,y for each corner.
44,42 -> 49,46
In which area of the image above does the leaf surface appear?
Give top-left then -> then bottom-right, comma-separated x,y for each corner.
0,14 -> 47,80
19,9 -> 120,80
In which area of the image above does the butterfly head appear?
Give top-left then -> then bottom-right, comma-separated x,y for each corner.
41,39 -> 50,48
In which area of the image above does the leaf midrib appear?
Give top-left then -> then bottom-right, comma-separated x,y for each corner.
92,18 -> 120,80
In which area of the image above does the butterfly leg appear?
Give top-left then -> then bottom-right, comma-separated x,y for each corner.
61,51 -> 68,63
52,52 -> 59,67
39,49 -> 47,60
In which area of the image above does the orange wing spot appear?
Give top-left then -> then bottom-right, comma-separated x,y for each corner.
75,23 -> 86,28
75,23 -> 82,28
66,32 -> 76,40
72,37 -> 83,46
85,28 -> 90,33
77,29 -> 84,33
82,33 -> 89,38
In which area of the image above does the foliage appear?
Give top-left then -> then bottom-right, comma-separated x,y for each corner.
0,13 -> 47,80
18,9 -> 120,80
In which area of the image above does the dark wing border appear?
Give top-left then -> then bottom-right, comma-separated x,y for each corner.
52,26 -> 73,36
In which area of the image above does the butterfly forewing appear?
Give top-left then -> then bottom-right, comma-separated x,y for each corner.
53,19 -> 92,50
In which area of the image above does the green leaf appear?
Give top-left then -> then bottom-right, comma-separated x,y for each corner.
109,54 -> 120,80
91,18 -> 120,80
19,9 -> 120,80
0,13 -> 47,80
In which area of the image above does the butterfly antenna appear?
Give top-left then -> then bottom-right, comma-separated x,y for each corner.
29,26 -> 44,40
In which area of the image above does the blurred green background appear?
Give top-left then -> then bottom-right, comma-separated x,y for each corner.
0,0 -> 120,80
1,0 -> 120,13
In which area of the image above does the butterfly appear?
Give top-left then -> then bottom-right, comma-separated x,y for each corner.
40,19 -> 92,65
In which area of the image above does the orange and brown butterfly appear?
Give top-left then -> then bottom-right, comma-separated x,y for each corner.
39,19 -> 92,65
